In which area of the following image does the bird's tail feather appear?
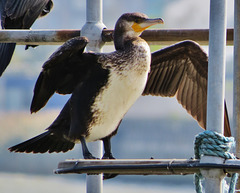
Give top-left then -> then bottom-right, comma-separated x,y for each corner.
8,130 -> 75,153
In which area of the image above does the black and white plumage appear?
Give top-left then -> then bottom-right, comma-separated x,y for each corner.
9,12 -> 231,160
0,0 -> 53,76
9,12 -> 164,159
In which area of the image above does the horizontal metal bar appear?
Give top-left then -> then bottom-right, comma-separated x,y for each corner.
0,29 -> 234,45
0,29 -> 80,45
55,159 -> 240,175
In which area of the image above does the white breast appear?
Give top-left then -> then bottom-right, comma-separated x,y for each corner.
86,41 -> 151,142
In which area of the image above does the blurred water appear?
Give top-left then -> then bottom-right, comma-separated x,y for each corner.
0,172 -> 194,193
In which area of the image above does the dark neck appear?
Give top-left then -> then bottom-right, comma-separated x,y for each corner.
114,31 -> 140,51
114,23 -> 142,50
113,26 -> 125,50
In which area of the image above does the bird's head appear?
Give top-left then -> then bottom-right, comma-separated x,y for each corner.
114,12 -> 164,49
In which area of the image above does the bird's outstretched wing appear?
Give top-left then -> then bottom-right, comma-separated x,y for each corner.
143,40 -> 231,137
0,0 -> 53,76
1,0 -> 53,29
30,36 -> 95,113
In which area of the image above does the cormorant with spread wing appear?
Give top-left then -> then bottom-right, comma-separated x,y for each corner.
0,0 -> 53,76
9,13 -> 231,160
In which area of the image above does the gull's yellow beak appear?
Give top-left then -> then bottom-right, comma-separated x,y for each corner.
132,18 -> 164,33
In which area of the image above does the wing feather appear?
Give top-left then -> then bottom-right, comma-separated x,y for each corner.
143,40 -> 231,136
161,60 -> 175,93
0,0 -> 53,76
180,73 -> 190,109
190,80 -> 198,118
155,62 -> 169,94
162,60 -> 178,93
30,36 -> 90,113
2,0 -> 52,28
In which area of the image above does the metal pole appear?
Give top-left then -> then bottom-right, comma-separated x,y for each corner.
55,158 -> 240,175
207,0 -> 227,133
81,0 -> 105,52
80,0 -> 105,193
201,1 -> 228,193
233,0 -> 240,190
233,0 -> 240,157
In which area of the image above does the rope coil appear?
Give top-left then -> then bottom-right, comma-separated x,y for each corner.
194,130 -> 238,193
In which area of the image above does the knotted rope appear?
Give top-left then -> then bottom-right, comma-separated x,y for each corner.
194,130 -> 238,193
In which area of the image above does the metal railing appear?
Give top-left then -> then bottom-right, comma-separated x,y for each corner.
0,28 -> 234,46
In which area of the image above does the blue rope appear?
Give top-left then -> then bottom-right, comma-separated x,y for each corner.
194,130 -> 238,193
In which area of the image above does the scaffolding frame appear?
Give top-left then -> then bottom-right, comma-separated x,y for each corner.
1,0 -> 239,192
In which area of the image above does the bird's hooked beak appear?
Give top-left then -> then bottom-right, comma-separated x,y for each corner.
132,18 -> 164,33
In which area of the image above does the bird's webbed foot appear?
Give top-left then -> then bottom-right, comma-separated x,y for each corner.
102,152 -> 115,160
83,152 -> 98,159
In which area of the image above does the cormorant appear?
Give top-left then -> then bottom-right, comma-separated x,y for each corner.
0,0 -> 53,76
9,13 -> 231,161
9,12 -> 164,159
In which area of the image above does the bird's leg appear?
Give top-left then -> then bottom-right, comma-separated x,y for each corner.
102,119 -> 121,159
102,136 -> 118,180
102,136 -> 115,159
80,136 -> 97,159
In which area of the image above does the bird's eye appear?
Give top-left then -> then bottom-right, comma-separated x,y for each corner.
135,18 -> 142,23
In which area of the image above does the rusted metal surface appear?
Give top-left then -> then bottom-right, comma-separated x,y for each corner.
56,30 -> 80,41
0,29 -> 234,45
103,29 -> 233,45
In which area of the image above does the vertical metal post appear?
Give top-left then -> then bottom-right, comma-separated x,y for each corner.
201,1 -> 227,193
81,0 -> 106,52
85,142 -> 103,193
81,0 -> 105,193
233,0 -> 240,190
207,1 -> 227,133
234,0 -> 240,157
